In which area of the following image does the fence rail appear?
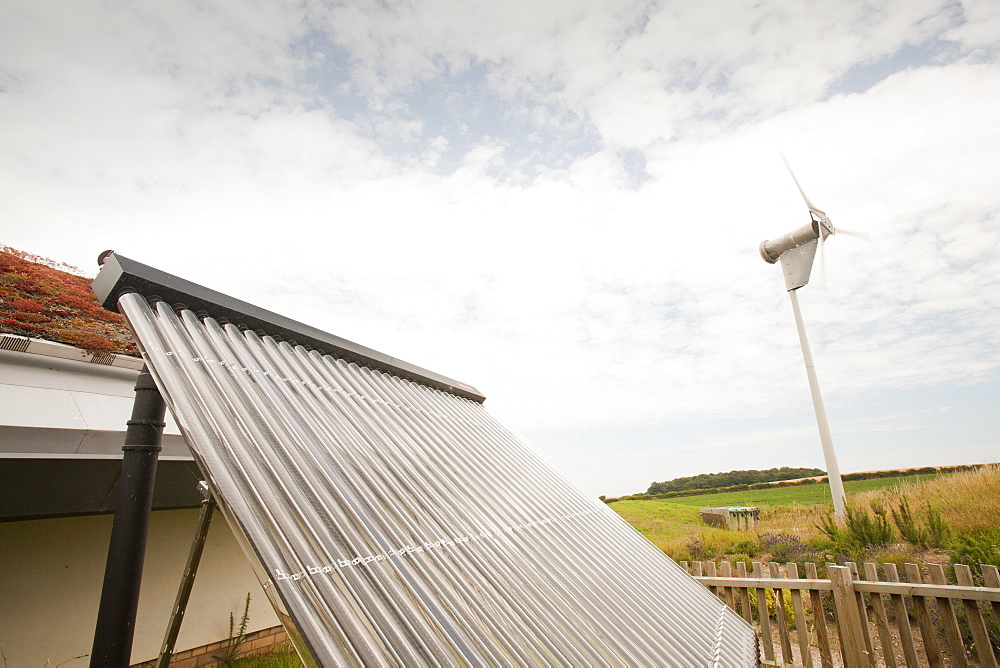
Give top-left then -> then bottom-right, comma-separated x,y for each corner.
679,560 -> 1000,667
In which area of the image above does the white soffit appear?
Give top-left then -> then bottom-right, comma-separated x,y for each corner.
0,346 -> 184,457
119,293 -> 757,667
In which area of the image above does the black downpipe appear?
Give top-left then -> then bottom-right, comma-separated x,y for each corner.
91,365 -> 167,667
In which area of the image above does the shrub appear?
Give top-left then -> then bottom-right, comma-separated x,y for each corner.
924,504 -> 950,548
818,502 -> 894,551
850,503 -> 894,548
685,534 -> 711,561
817,511 -> 844,545
855,544 -> 924,574
949,528 -> 1000,568
889,493 -> 950,548
725,539 -> 760,558
890,495 -> 926,545
759,532 -> 822,565
725,553 -> 756,566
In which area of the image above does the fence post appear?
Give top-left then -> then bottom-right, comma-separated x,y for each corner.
845,562 -> 875,661
736,562 -> 754,625
905,563 -> 943,668
882,563 -> 919,668
805,563 -> 833,668
769,562 -> 793,664
927,563 -> 969,667
862,563 -> 897,668
829,566 -> 870,668
786,563 -> 813,668
953,564 -> 999,668
983,565 -> 1000,629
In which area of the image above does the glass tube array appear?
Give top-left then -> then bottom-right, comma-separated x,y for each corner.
119,293 -> 757,667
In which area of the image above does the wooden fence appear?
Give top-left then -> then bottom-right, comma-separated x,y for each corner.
679,560 -> 1000,667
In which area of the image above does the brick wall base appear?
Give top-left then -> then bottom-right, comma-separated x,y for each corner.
133,624 -> 291,667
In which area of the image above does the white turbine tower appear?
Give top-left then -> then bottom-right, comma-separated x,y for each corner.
760,159 -> 847,520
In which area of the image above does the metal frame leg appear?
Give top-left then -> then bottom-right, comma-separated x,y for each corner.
157,483 -> 216,667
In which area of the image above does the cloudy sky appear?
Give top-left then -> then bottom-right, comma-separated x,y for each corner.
3,0 -> 998,496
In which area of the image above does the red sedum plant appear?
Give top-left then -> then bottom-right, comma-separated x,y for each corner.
0,246 -> 139,356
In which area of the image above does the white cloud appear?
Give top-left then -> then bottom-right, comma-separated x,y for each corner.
945,0 -> 1000,48
2,0 -> 998,495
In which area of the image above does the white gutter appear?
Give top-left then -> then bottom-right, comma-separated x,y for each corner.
0,333 -> 144,370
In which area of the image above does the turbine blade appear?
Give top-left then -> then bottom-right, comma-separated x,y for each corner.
781,154 -> 827,218
835,227 -> 870,241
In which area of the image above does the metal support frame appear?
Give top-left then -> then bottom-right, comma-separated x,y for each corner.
91,365 -> 167,667
157,482 -> 216,668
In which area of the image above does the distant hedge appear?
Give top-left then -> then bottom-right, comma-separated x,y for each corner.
646,466 -> 825,495
603,464 -> 989,504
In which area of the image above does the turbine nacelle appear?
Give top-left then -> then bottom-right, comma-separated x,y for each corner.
758,218 -> 833,265
760,158 -> 835,291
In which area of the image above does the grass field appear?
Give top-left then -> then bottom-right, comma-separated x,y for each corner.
649,474 -> 937,507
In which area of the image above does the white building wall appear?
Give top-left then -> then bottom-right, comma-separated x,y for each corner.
0,341 -> 280,665
0,509 -> 279,666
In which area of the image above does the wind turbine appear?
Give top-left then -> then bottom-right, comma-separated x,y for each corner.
759,159 -> 847,520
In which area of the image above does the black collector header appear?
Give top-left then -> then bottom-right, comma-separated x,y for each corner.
92,251 -> 486,403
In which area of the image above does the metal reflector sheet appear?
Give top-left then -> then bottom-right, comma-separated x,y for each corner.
118,294 -> 757,667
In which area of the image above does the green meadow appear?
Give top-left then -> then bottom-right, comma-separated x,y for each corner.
610,468 -> 999,567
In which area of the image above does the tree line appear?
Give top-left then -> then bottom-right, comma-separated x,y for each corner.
600,464 -> 988,504
645,467 -> 825,495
